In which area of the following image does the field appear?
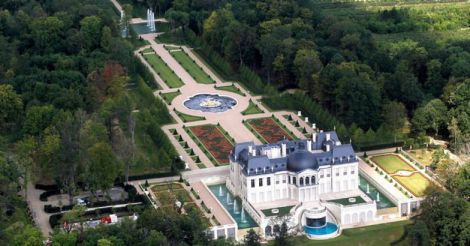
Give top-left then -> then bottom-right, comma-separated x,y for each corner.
246,117 -> 294,144
160,91 -> 181,104
406,149 -> 435,166
189,125 -> 234,165
242,101 -> 264,115
371,154 -> 416,174
393,173 -> 431,197
279,220 -> 412,246
171,50 -> 214,84
144,53 -> 184,88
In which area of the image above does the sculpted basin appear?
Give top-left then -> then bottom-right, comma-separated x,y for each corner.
184,94 -> 237,113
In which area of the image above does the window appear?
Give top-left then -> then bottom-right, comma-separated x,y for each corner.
327,174 -> 331,177
259,178 -> 263,187
343,172 -> 347,175
300,177 -> 304,185
312,176 -> 316,184
351,170 -> 355,174
276,181 -> 280,184
283,179 -> 286,183
251,179 -> 255,188
293,177 -> 297,185
288,176 -> 291,184
306,177 -> 310,185
267,177 -> 271,186
320,175 -> 324,178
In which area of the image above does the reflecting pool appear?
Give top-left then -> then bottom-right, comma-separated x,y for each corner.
359,175 -> 395,209
208,184 -> 257,229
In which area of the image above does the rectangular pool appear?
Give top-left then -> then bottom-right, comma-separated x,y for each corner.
208,184 -> 258,229
359,176 -> 396,209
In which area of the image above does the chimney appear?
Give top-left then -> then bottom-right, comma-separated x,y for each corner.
281,143 -> 287,157
312,133 -> 317,142
307,140 -> 312,152
305,117 -> 309,123
312,123 -> 316,130
297,111 -> 302,116
326,144 -> 330,152
248,145 -> 253,155
326,133 -> 331,141
252,148 -> 256,157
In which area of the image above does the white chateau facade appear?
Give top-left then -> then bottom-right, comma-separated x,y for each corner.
227,131 -> 377,239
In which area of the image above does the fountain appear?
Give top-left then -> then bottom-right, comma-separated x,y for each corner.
184,94 -> 237,113
226,192 -> 232,205
233,199 -> 240,214
218,186 -> 224,197
366,184 -> 370,194
146,9 -> 155,32
241,209 -> 247,223
377,193 -> 380,202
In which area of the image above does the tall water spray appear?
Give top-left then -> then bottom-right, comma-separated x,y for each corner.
241,209 -> 247,223
233,199 -> 239,214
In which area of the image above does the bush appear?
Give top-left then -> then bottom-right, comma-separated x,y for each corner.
44,205 -> 60,213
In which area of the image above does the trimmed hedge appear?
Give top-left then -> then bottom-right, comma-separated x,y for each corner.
39,190 -> 61,202
35,184 -> 59,191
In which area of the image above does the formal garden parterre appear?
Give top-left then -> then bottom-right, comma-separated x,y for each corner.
245,117 -> 295,144
186,124 -> 234,165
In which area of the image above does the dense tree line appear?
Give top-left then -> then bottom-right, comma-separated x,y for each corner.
0,0 -> 181,241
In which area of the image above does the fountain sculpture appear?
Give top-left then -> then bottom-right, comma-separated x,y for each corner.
376,193 -> 380,202
218,186 -> 224,197
366,184 -> 370,194
226,192 -> 232,205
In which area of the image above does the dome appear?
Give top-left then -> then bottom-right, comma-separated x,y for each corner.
287,151 -> 318,172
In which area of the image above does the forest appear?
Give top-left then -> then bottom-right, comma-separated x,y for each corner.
0,0 -> 183,244
0,0 -> 469,245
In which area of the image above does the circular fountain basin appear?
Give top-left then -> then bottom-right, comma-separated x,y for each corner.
184,94 -> 237,113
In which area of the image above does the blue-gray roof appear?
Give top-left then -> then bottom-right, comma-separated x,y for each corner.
231,131 -> 356,176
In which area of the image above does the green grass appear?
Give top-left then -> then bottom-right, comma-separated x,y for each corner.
371,154 -> 416,174
142,47 -> 154,53
261,206 -> 294,217
215,85 -> 245,96
242,101 -> 264,115
192,48 -> 233,81
280,220 -> 412,246
328,196 -> 366,206
144,53 -> 184,88
171,50 -> 214,84
175,110 -> 206,123
394,173 -> 431,197
160,91 -> 181,104
164,45 -> 182,51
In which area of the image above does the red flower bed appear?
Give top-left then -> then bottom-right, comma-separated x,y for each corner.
190,125 -> 233,165
248,117 -> 292,143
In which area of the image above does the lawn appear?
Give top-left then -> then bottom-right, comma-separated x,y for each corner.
262,206 -> 294,217
160,91 -> 181,104
175,110 -> 206,122
393,173 -> 431,197
242,101 -> 264,115
171,50 -> 214,84
188,125 -> 234,165
247,117 -> 294,144
144,53 -> 184,88
142,47 -> 154,53
281,220 -> 412,246
328,196 -> 366,206
370,154 -> 416,174
407,149 -> 435,166
215,85 -> 245,96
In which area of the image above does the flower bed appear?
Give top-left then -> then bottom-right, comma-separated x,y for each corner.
246,117 -> 293,143
189,125 -> 234,165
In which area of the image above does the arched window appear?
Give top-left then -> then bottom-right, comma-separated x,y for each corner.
300,177 -> 304,185
293,177 -> 296,185
311,176 -> 316,184
305,176 -> 310,185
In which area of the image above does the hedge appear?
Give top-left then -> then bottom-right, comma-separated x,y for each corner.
39,190 -> 61,202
